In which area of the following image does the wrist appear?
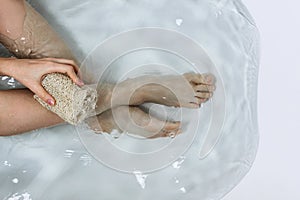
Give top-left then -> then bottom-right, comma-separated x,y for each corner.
0,57 -> 18,77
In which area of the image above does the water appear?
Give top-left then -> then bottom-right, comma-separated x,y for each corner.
0,0 -> 259,199
133,171 -> 148,189
7,192 -> 32,200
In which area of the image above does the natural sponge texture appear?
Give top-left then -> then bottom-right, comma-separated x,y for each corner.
34,73 -> 98,125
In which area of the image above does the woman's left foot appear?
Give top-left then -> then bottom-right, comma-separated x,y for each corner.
86,106 -> 181,139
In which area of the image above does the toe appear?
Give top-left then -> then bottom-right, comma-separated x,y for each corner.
203,73 -> 216,85
184,73 -> 216,86
195,92 -> 212,99
195,85 -> 215,92
189,101 -> 201,108
184,73 -> 207,85
149,128 -> 182,139
164,121 -> 181,131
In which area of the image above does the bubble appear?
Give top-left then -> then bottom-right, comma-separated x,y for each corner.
12,178 -> 19,184
168,132 -> 176,139
172,156 -> 185,169
174,177 -> 180,184
179,187 -> 186,193
175,18 -> 183,26
4,160 -> 11,167
110,129 -> 122,139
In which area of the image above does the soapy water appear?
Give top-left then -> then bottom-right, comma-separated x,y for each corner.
77,28 -> 225,172
0,0 -> 259,200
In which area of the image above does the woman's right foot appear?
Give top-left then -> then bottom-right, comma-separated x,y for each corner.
95,72 -> 216,114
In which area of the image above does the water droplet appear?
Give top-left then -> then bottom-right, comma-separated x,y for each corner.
172,156 -> 185,169
79,154 -> 92,166
15,49 -> 19,53
176,18 -> 183,26
20,37 -> 26,41
111,129 -> 121,139
162,96 -> 167,100
215,10 -> 223,18
12,178 -> 19,184
7,77 -> 16,86
64,149 -> 75,158
168,132 -> 176,138
22,192 -> 31,200
22,170 -> 27,173
174,177 -> 180,184
4,160 -> 11,167
133,170 -> 148,189
6,29 -> 10,33
1,76 -> 9,81
8,192 -> 32,200
179,187 -> 186,193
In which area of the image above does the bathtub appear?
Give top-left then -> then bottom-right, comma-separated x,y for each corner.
0,0 -> 259,199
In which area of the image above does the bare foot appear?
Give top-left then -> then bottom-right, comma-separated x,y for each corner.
86,106 -> 181,139
95,73 -> 216,114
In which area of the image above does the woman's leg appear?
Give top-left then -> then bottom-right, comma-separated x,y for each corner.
0,0 -> 75,60
0,0 -> 26,40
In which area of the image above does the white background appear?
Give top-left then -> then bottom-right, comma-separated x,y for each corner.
224,0 -> 300,199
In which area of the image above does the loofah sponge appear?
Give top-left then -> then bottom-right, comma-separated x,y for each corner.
34,73 -> 98,125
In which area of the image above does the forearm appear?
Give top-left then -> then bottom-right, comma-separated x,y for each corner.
0,89 -> 64,136
0,57 -> 14,76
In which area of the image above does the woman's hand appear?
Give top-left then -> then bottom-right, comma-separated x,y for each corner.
0,57 -> 84,106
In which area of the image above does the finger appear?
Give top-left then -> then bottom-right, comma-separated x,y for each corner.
42,58 -> 80,73
47,63 -> 84,86
32,84 -> 55,106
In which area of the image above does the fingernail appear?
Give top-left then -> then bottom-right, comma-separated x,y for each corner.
77,79 -> 84,86
47,99 -> 55,106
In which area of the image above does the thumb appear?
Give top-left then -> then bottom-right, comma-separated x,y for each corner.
34,85 -> 56,106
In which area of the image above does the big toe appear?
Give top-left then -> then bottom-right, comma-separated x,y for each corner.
203,73 -> 216,85
148,121 -> 182,139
